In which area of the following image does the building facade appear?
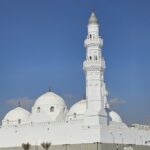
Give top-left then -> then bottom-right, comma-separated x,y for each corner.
0,12 -> 150,150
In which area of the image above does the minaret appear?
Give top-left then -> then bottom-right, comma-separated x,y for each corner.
83,12 -> 108,125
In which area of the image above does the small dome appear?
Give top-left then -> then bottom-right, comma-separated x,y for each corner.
109,111 -> 123,123
34,92 -> 65,106
88,12 -> 98,24
67,100 -> 87,120
68,100 -> 87,115
4,107 -> 30,121
2,107 -> 30,126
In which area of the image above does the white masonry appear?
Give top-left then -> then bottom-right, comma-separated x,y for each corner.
0,12 -> 150,149
83,12 -> 108,125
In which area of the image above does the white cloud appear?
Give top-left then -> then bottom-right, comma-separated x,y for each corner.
62,93 -> 78,107
6,97 -> 34,110
109,97 -> 126,106
62,94 -> 76,99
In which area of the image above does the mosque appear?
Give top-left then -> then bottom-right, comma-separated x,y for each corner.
0,12 -> 150,150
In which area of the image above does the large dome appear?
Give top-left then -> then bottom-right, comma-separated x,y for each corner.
2,107 -> 30,126
34,91 -> 65,106
31,91 -> 68,122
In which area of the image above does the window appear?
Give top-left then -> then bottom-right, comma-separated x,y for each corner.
7,120 -> 9,125
89,56 -> 92,60
37,107 -> 40,113
18,119 -> 21,124
73,113 -> 77,118
90,34 -> 92,38
50,106 -> 54,112
95,56 -> 98,60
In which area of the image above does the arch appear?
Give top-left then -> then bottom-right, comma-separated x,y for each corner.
89,56 -> 92,60
50,106 -> 54,112
73,113 -> 77,118
90,34 -> 92,38
37,107 -> 40,113
63,107 -> 66,113
7,119 -> 9,125
18,119 -> 21,124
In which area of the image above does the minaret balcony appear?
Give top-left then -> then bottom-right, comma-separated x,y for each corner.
84,37 -> 103,48
83,60 -> 102,71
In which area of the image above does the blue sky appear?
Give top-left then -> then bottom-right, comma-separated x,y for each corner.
0,0 -> 150,125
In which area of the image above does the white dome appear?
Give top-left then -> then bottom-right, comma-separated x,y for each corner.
109,111 -> 123,123
67,100 -> 87,120
31,91 -> 67,122
2,107 -> 30,126
4,107 -> 30,121
68,100 -> 87,115
34,92 -> 65,106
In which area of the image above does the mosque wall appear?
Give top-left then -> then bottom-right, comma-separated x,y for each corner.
1,12 -> 150,150
0,143 -> 150,150
0,122 -> 150,148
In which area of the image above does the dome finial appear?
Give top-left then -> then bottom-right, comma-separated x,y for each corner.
48,86 -> 52,92
18,101 -> 21,107
92,8 -> 95,13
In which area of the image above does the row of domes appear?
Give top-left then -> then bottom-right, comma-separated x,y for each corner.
2,91 -> 122,126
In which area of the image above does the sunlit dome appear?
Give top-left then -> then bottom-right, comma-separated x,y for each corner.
31,91 -> 68,122
109,111 -> 123,123
68,99 -> 87,115
67,99 -> 87,120
2,107 -> 30,126
34,91 -> 66,106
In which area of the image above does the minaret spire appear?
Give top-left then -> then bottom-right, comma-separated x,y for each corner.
88,11 -> 98,25
83,12 -> 108,125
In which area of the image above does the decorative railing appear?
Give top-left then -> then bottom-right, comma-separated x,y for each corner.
130,124 -> 150,131
0,119 -> 83,129
83,60 -> 102,71
84,37 -> 103,48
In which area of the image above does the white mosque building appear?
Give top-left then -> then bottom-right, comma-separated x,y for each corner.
0,12 -> 150,150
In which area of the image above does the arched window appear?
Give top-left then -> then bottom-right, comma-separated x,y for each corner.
95,56 -> 98,60
50,106 -> 54,112
37,107 -> 40,113
7,119 -> 9,125
73,113 -> 77,118
63,107 -> 65,113
89,56 -> 92,60
18,119 -> 21,124
90,34 -> 92,38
